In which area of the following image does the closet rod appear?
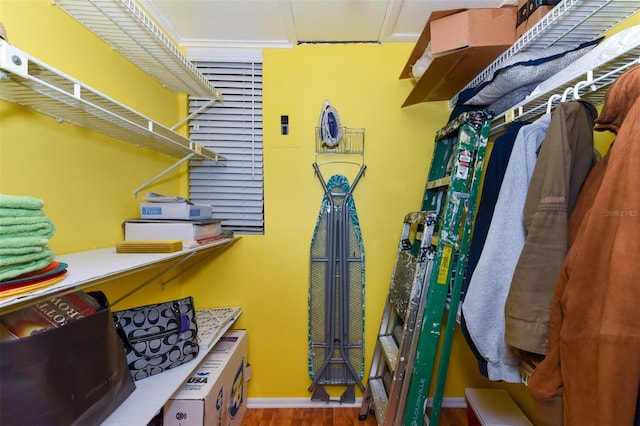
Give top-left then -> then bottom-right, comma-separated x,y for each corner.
491,54 -> 640,135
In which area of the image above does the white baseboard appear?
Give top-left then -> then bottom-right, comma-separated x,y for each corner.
433,397 -> 467,408
247,397 -> 467,409
247,397 -> 363,408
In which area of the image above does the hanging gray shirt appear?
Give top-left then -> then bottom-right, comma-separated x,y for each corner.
461,113 -> 551,383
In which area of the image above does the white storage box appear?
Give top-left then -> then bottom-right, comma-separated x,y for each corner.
164,330 -> 249,426
140,203 -> 213,220
465,388 -> 533,426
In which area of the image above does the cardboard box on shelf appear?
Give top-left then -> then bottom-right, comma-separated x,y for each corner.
140,202 -> 213,220
516,0 -> 560,38
430,8 -> 517,55
164,330 -> 249,426
400,7 -> 517,106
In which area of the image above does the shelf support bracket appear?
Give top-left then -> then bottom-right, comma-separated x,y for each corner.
171,97 -> 219,131
133,153 -> 196,198
110,251 -> 198,306
110,242 -> 234,306
157,244 -> 230,291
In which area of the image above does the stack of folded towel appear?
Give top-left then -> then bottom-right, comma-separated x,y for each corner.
0,194 -> 56,282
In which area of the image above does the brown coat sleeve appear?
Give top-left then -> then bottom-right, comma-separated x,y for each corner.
528,88 -> 640,425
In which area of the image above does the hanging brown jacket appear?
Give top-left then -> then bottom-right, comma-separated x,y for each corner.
504,100 -> 598,355
528,64 -> 640,426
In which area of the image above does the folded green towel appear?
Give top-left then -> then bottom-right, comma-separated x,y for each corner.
0,236 -> 49,248
0,194 -> 45,210
0,246 -> 45,256
0,247 -> 55,268
0,207 -> 45,218
0,216 -> 55,239
0,236 -> 49,256
0,251 -> 55,282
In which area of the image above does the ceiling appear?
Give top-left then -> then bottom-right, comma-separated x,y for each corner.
140,0 -> 517,49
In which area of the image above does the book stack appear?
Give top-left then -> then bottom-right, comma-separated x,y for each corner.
124,219 -> 222,249
121,193 -> 222,251
0,291 -> 101,341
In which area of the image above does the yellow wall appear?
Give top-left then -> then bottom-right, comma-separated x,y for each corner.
0,0 -> 187,254
2,0 -> 480,404
0,0 -> 191,308
3,0 -> 637,421
181,43 -> 470,400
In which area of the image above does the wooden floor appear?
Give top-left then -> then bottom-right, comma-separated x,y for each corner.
241,407 -> 468,426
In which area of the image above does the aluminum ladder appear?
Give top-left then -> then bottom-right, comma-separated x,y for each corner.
358,211 -> 437,425
359,110 -> 493,425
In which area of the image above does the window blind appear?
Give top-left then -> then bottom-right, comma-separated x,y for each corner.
189,59 -> 264,234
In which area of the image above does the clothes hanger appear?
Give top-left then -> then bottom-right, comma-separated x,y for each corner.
573,79 -> 597,100
546,93 -> 562,114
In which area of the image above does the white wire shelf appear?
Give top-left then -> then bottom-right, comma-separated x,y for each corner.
0,40 -> 222,161
53,0 -> 222,100
490,46 -> 640,135
458,0 -> 639,96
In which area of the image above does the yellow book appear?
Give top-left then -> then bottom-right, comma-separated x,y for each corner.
116,240 -> 183,253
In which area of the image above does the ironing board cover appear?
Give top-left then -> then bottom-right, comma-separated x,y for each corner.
308,174 -> 365,383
